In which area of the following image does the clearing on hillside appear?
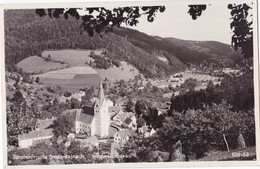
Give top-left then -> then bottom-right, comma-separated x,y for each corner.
42,50 -> 98,66
35,66 -> 101,92
17,56 -> 68,73
96,61 -> 144,82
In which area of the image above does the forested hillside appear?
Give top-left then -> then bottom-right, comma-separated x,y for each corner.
5,9 -> 235,78
113,28 -> 235,67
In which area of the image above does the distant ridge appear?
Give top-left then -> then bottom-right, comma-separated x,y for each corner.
5,9 -> 238,78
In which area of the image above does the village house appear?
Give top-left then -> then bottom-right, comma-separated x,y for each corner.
109,106 -> 123,120
113,129 -> 132,144
138,125 -> 156,138
123,116 -> 137,130
18,118 -> 55,148
111,111 -> 137,130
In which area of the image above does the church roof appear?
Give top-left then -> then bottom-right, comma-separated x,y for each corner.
76,112 -> 94,125
82,105 -> 94,116
97,81 -> 105,105
63,108 -> 94,125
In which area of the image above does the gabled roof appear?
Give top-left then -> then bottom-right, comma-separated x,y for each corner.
113,111 -> 128,122
76,112 -> 94,125
63,108 -> 94,125
124,117 -> 132,125
149,102 -> 168,109
36,118 -> 55,130
108,106 -> 122,114
18,129 -> 53,141
82,105 -> 95,116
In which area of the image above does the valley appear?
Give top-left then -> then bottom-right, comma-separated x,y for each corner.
4,8 -> 255,165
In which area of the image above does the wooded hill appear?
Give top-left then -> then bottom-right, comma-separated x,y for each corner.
5,9 -> 236,78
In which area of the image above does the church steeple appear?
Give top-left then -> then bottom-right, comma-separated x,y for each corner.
97,81 -> 105,105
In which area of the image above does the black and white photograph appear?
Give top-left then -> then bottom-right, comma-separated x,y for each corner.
1,0 -> 259,167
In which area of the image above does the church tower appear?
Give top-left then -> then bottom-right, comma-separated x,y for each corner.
94,82 -> 110,137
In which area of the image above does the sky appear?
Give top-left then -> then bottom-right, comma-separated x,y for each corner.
0,0 -> 254,45
123,3 -> 234,45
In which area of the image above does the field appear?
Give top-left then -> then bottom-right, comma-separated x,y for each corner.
152,72 -> 220,89
34,66 -> 101,92
18,49 -> 143,83
17,49 -> 144,92
17,56 -> 68,73
153,72 -> 221,99
182,72 -> 220,82
97,61 -> 143,82
42,50 -> 96,66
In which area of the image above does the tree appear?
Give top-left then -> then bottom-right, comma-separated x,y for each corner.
35,4 -> 253,59
12,90 -> 24,105
65,140 -> 94,164
36,6 -> 165,37
156,110 -> 212,161
136,117 -> 146,128
64,91 -> 72,97
135,100 -> 149,117
35,76 -> 40,83
190,4 -> 253,59
53,114 -> 74,138
126,97 -> 135,112
70,98 -> 81,109
146,81 -> 152,89
228,3 -> 253,59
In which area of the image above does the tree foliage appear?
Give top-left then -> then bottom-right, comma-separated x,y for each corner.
188,5 -> 207,20
189,4 -> 253,59
53,114 -> 74,138
36,6 -> 165,37
131,100 -> 255,161
170,71 -> 254,113
228,3 -> 253,58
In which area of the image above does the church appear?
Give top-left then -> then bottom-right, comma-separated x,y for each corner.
74,82 -> 110,138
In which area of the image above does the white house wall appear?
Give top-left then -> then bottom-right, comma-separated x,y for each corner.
19,135 -> 53,148
19,139 -> 33,148
91,118 -> 96,136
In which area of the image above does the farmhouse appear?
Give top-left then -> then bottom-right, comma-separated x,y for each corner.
111,111 -> 137,130
123,116 -> 137,130
18,118 -> 55,148
113,129 -> 132,144
18,130 -> 53,148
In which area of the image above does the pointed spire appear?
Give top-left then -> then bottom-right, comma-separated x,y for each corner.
97,81 -> 105,105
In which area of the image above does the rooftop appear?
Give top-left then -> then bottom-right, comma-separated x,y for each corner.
114,129 -> 132,138
124,117 -> 133,125
36,118 -> 55,130
18,129 -> 53,141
